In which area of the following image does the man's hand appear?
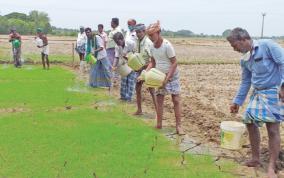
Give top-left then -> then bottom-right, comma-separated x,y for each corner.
230,103 -> 240,113
159,78 -> 168,89
112,66 -> 117,71
123,55 -> 128,60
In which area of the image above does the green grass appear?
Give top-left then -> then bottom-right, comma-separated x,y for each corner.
0,65 -> 236,178
0,52 -> 77,64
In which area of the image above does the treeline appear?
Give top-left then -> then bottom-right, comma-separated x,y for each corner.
1,11 -> 284,39
0,11 -> 52,35
0,11 -> 206,37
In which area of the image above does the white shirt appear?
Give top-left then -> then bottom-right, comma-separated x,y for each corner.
115,40 -> 136,66
95,35 -> 107,60
107,26 -> 122,49
125,30 -> 137,44
76,32 -> 87,47
150,39 -> 178,74
99,31 -> 108,48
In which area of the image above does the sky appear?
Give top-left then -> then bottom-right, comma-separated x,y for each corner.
1,0 -> 284,36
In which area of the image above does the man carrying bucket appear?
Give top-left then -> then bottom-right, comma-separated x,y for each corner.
112,32 -> 136,102
228,27 -> 284,178
145,21 -> 184,135
9,27 -> 22,68
133,23 -> 157,116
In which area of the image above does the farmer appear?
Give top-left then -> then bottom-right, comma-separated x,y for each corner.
107,18 -> 122,66
85,27 -> 112,88
134,23 -> 157,115
36,28 -> 50,69
228,27 -> 284,178
9,27 -> 22,68
76,26 -> 87,69
113,32 -> 136,102
98,24 -> 108,49
145,21 -> 184,135
107,18 -> 122,86
125,19 -> 137,43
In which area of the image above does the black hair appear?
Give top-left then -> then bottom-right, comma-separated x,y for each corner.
111,18 -> 119,26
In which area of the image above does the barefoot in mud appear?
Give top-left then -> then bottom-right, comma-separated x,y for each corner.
244,159 -> 261,167
176,126 -> 185,135
156,125 -> 162,129
267,168 -> 277,178
133,110 -> 143,116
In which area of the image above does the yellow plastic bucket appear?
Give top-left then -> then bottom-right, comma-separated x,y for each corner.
145,68 -> 166,88
127,53 -> 146,71
220,121 -> 246,150
140,70 -> 146,81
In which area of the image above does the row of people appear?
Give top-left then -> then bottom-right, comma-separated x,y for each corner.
76,19 -> 183,134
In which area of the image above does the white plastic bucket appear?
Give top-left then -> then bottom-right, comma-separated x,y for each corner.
35,37 -> 43,46
220,121 -> 246,150
117,64 -> 132,77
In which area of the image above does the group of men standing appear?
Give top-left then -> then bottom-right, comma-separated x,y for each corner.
75,18 -> 184,135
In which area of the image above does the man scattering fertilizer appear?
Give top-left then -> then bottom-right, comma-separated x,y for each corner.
36,28 -> 50,70
112,32 -> 136,102
145,21 -> 184,135
133,23 -> 157,116
227,27 -> 284,178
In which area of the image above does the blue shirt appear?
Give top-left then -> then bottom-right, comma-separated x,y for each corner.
234,39 -> 284,106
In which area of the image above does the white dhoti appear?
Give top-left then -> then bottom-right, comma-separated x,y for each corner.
41,45 -> 49,55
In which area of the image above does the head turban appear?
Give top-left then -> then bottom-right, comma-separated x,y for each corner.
134,24 -> 146,31
146,21 -> 161,35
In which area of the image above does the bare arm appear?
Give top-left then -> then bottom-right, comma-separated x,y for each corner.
112,57 -> 120,71
42,36 -> 48,47
146,57 -> 156,71
166,57 -> 178,82
94,47 -> 103,52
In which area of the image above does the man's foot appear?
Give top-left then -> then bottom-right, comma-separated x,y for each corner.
267,168 -> 277,178
156,125 -> 162,129
133,111 -> 143,116
244,159 -> 261,167
176,126 -> 185,135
